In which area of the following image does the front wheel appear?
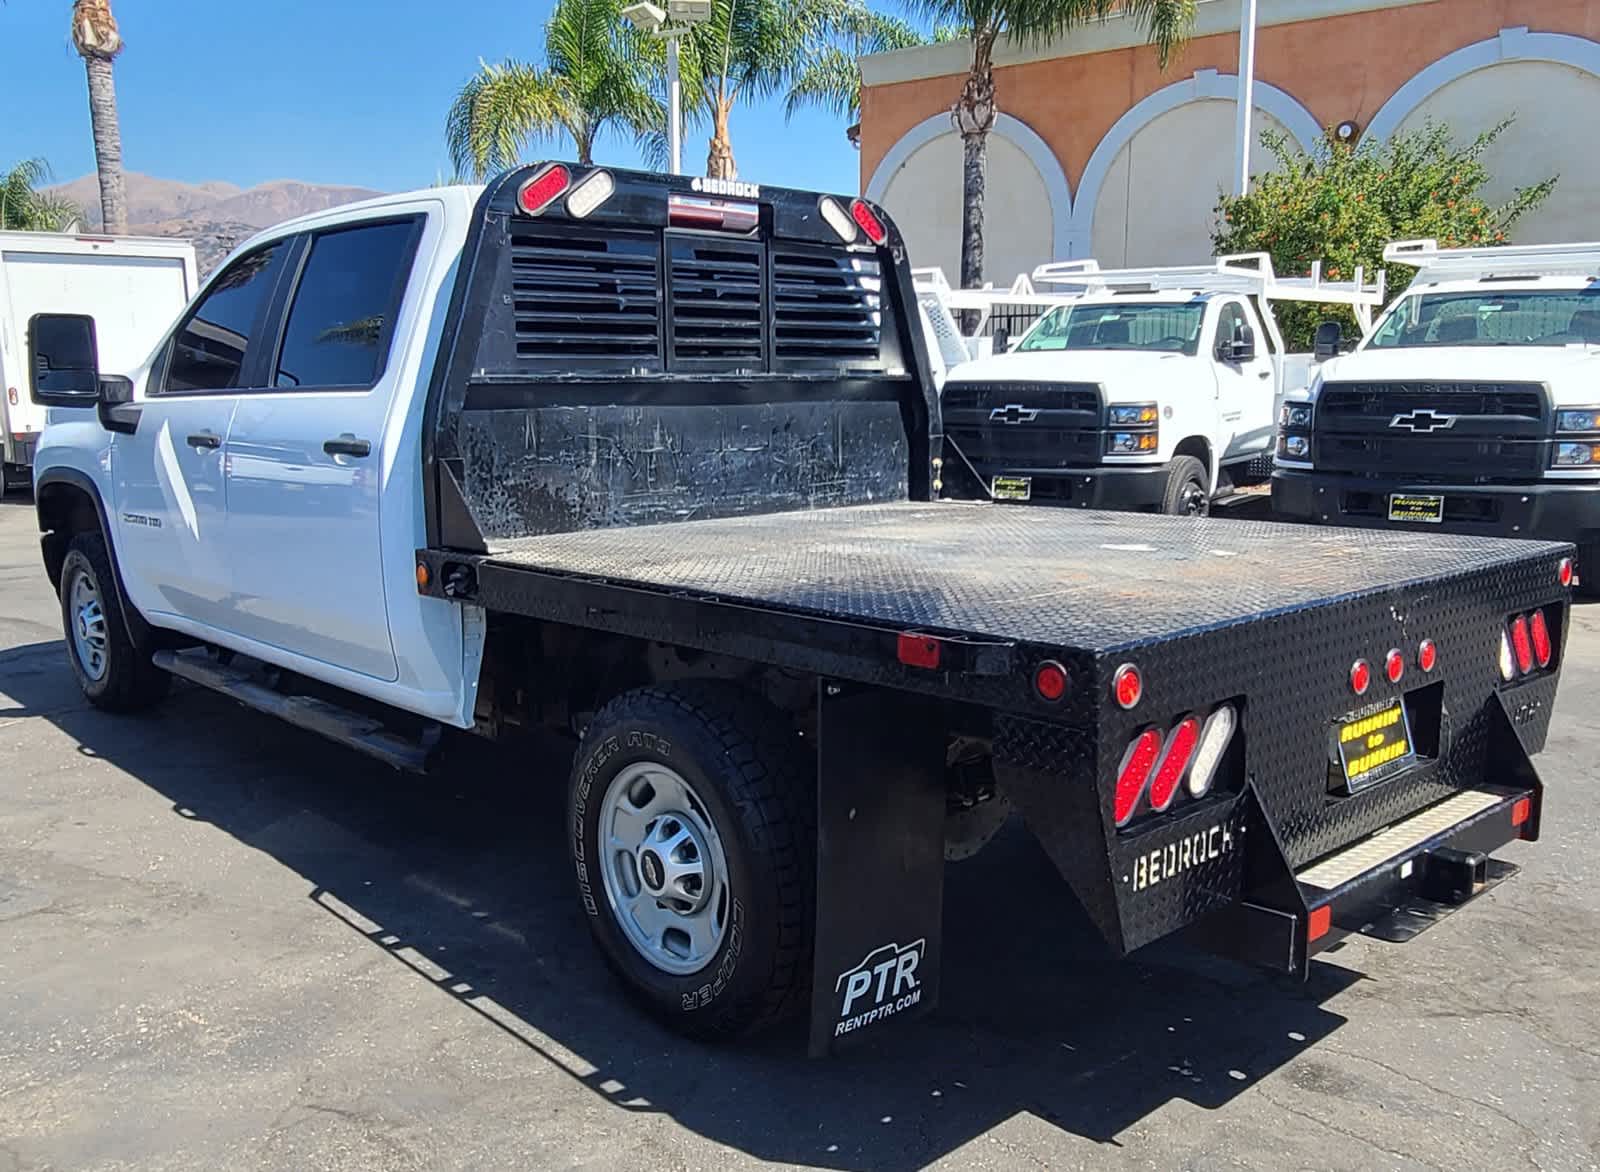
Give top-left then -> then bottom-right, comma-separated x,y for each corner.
567,681 -> 815,1039
58,531 -> 170,712
1160,455 -> 1211,516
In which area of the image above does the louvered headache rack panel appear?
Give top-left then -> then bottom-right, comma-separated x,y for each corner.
505,220 -> 886,375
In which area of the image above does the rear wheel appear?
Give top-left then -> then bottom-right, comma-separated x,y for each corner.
1160,455 -> 1211,517
568,681 -> 815,1039
58,531 -> 170,712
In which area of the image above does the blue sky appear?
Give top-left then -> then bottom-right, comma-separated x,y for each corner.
2,0 -> 868,196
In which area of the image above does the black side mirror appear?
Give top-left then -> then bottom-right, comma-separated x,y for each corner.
1217,321 -> 1256,363
992,326 -> 1011,354
29,313 -> 101,406
1313,321 -> 1343,360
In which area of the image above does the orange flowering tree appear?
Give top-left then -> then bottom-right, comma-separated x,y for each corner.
1213,119 -> 1556,349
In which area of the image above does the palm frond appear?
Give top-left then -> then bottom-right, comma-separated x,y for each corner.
784,46 -> 861,119
445,59 -> 574,180
0,158 -> 81,232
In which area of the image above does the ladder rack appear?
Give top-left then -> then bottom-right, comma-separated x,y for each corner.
1385,238 -> 1600,283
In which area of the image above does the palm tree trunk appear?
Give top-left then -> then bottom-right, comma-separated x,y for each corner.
707,99 -> 737,180
952,30 -> 998,290
83,55 -> 127,233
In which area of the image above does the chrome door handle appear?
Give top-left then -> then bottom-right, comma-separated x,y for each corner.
186,430 -> 222,450
323,435 -> 372,458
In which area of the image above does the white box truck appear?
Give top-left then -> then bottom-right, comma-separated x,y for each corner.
0,231 -> 198,493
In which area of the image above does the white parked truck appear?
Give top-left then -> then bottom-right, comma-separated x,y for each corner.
1274,239 -> 1600,588
0,231 -> 197,493
934,254 -> 1385,514
23,168 -> 1569,1055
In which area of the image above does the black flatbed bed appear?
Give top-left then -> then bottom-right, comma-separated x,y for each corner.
481,502 -> 1563,652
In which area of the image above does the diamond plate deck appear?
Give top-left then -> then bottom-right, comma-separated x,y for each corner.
485,501 -> 1565,651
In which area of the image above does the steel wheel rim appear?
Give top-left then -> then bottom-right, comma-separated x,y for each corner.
69,569 -> 109,682
598,761 -> 730,976
1182,480 -> 1209,516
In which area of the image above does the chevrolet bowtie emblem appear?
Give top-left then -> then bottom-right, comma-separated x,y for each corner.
1389,409 -> 1457,433
990,404 -> 1038,424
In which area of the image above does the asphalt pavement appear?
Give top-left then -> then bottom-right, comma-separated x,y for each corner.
2,494 -> 1598,1171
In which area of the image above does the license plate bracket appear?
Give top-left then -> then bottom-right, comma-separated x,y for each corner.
1388,493 -> 1444,523
1335,699 -> 1416,793
991,475 -> 1032,502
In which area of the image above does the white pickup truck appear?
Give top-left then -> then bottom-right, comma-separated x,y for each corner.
932,255 -> 1384,514
1274,239 -> 1600,586
23,167 -> 1569,1056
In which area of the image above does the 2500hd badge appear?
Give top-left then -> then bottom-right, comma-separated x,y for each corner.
833,939 -> 923,1037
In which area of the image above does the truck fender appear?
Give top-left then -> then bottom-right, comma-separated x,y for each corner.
34,467 -> 155,650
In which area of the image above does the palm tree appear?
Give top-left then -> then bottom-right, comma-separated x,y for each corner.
446,0 -> 661,180
679,0 -> 841,180
915,0 -> 1195,288
0,159 -> 81,232
71,0 -> 128,234
785,6 -> 931,143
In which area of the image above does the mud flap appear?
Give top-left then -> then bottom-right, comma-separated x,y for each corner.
808,681 -> 947,1056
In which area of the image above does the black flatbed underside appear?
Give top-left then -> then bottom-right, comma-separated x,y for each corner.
482,502 -> 1562,651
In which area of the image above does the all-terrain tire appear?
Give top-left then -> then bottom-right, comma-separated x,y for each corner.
58,531 -> 170,713
567,681 -> 815,1040
1160,455 -> 1211,516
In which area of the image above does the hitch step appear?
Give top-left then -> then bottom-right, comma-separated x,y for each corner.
152,650 -> 441,773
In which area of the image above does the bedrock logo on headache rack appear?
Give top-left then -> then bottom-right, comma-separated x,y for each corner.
833,939 -> 924,1036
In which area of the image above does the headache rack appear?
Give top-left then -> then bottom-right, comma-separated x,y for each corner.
1385,238 -> 1600,285
1033,253 -> 1389,332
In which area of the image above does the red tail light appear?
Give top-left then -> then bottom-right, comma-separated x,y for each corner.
1112,663 -> 1143,710
1033,660 -> 1068,702
1114,729 -> 1162,827
1418,639 -> 1437,672
1510,616 -> 1534,675
1511,796 -> 1532,828
1349,659 -> 1371,695
1147,716 -> 1201,812
849,199 -> 887,245
517,164 -> 570,215
1384,649 -> 1404,684
1559,557 -> 1574,588
1530,610 -> 1552,668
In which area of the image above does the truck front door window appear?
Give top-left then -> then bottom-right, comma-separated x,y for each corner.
1368,289 -> 1600,348
1016,303 -> 1204,355
273,220 -> 419,389
163,243 -> 286,392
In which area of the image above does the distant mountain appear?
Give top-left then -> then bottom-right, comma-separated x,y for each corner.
49,172 -> 383,276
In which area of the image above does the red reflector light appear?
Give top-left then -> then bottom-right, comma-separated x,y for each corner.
1034,660 -> 1067,701
1307,905 -> 1332,943
1349,659 -> 1370,695
1559,557 -> 1574,588
1112,663 -> 1142,710
850,199 -> 887,245
1511,796 -> 1532,828
1148,716 -> 1201,812
1510,616 -> 1534,674
1530,610 -> 1552,668
896,632 -> 941,670
517,165 -> 570,215
1114,729 -> 1162,827
1418,638 -> 1437,672
1385,648 -> 1404,684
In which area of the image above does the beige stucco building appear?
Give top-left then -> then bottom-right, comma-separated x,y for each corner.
858,0 -> 1600,284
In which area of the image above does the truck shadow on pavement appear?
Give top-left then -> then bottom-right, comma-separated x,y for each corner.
1,639 -> 1360,1170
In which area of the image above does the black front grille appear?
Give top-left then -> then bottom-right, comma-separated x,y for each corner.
771,247 -> 881,368
508,225 -> 662,364
668,237 -> 764,366
1313,380 -> 1548,480
942,380 -> 1103,471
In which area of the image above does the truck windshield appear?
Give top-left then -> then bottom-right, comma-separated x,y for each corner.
1367,288 -> 1600,348
1015,303 -> 1204,354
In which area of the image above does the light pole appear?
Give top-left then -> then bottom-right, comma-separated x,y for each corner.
622,0 -> 711,176
1232,0 -> 1258,196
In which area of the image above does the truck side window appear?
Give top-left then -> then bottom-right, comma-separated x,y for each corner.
1216,302 -> 1247,348
162,242 -> 286,393
273,220 -> 419,390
